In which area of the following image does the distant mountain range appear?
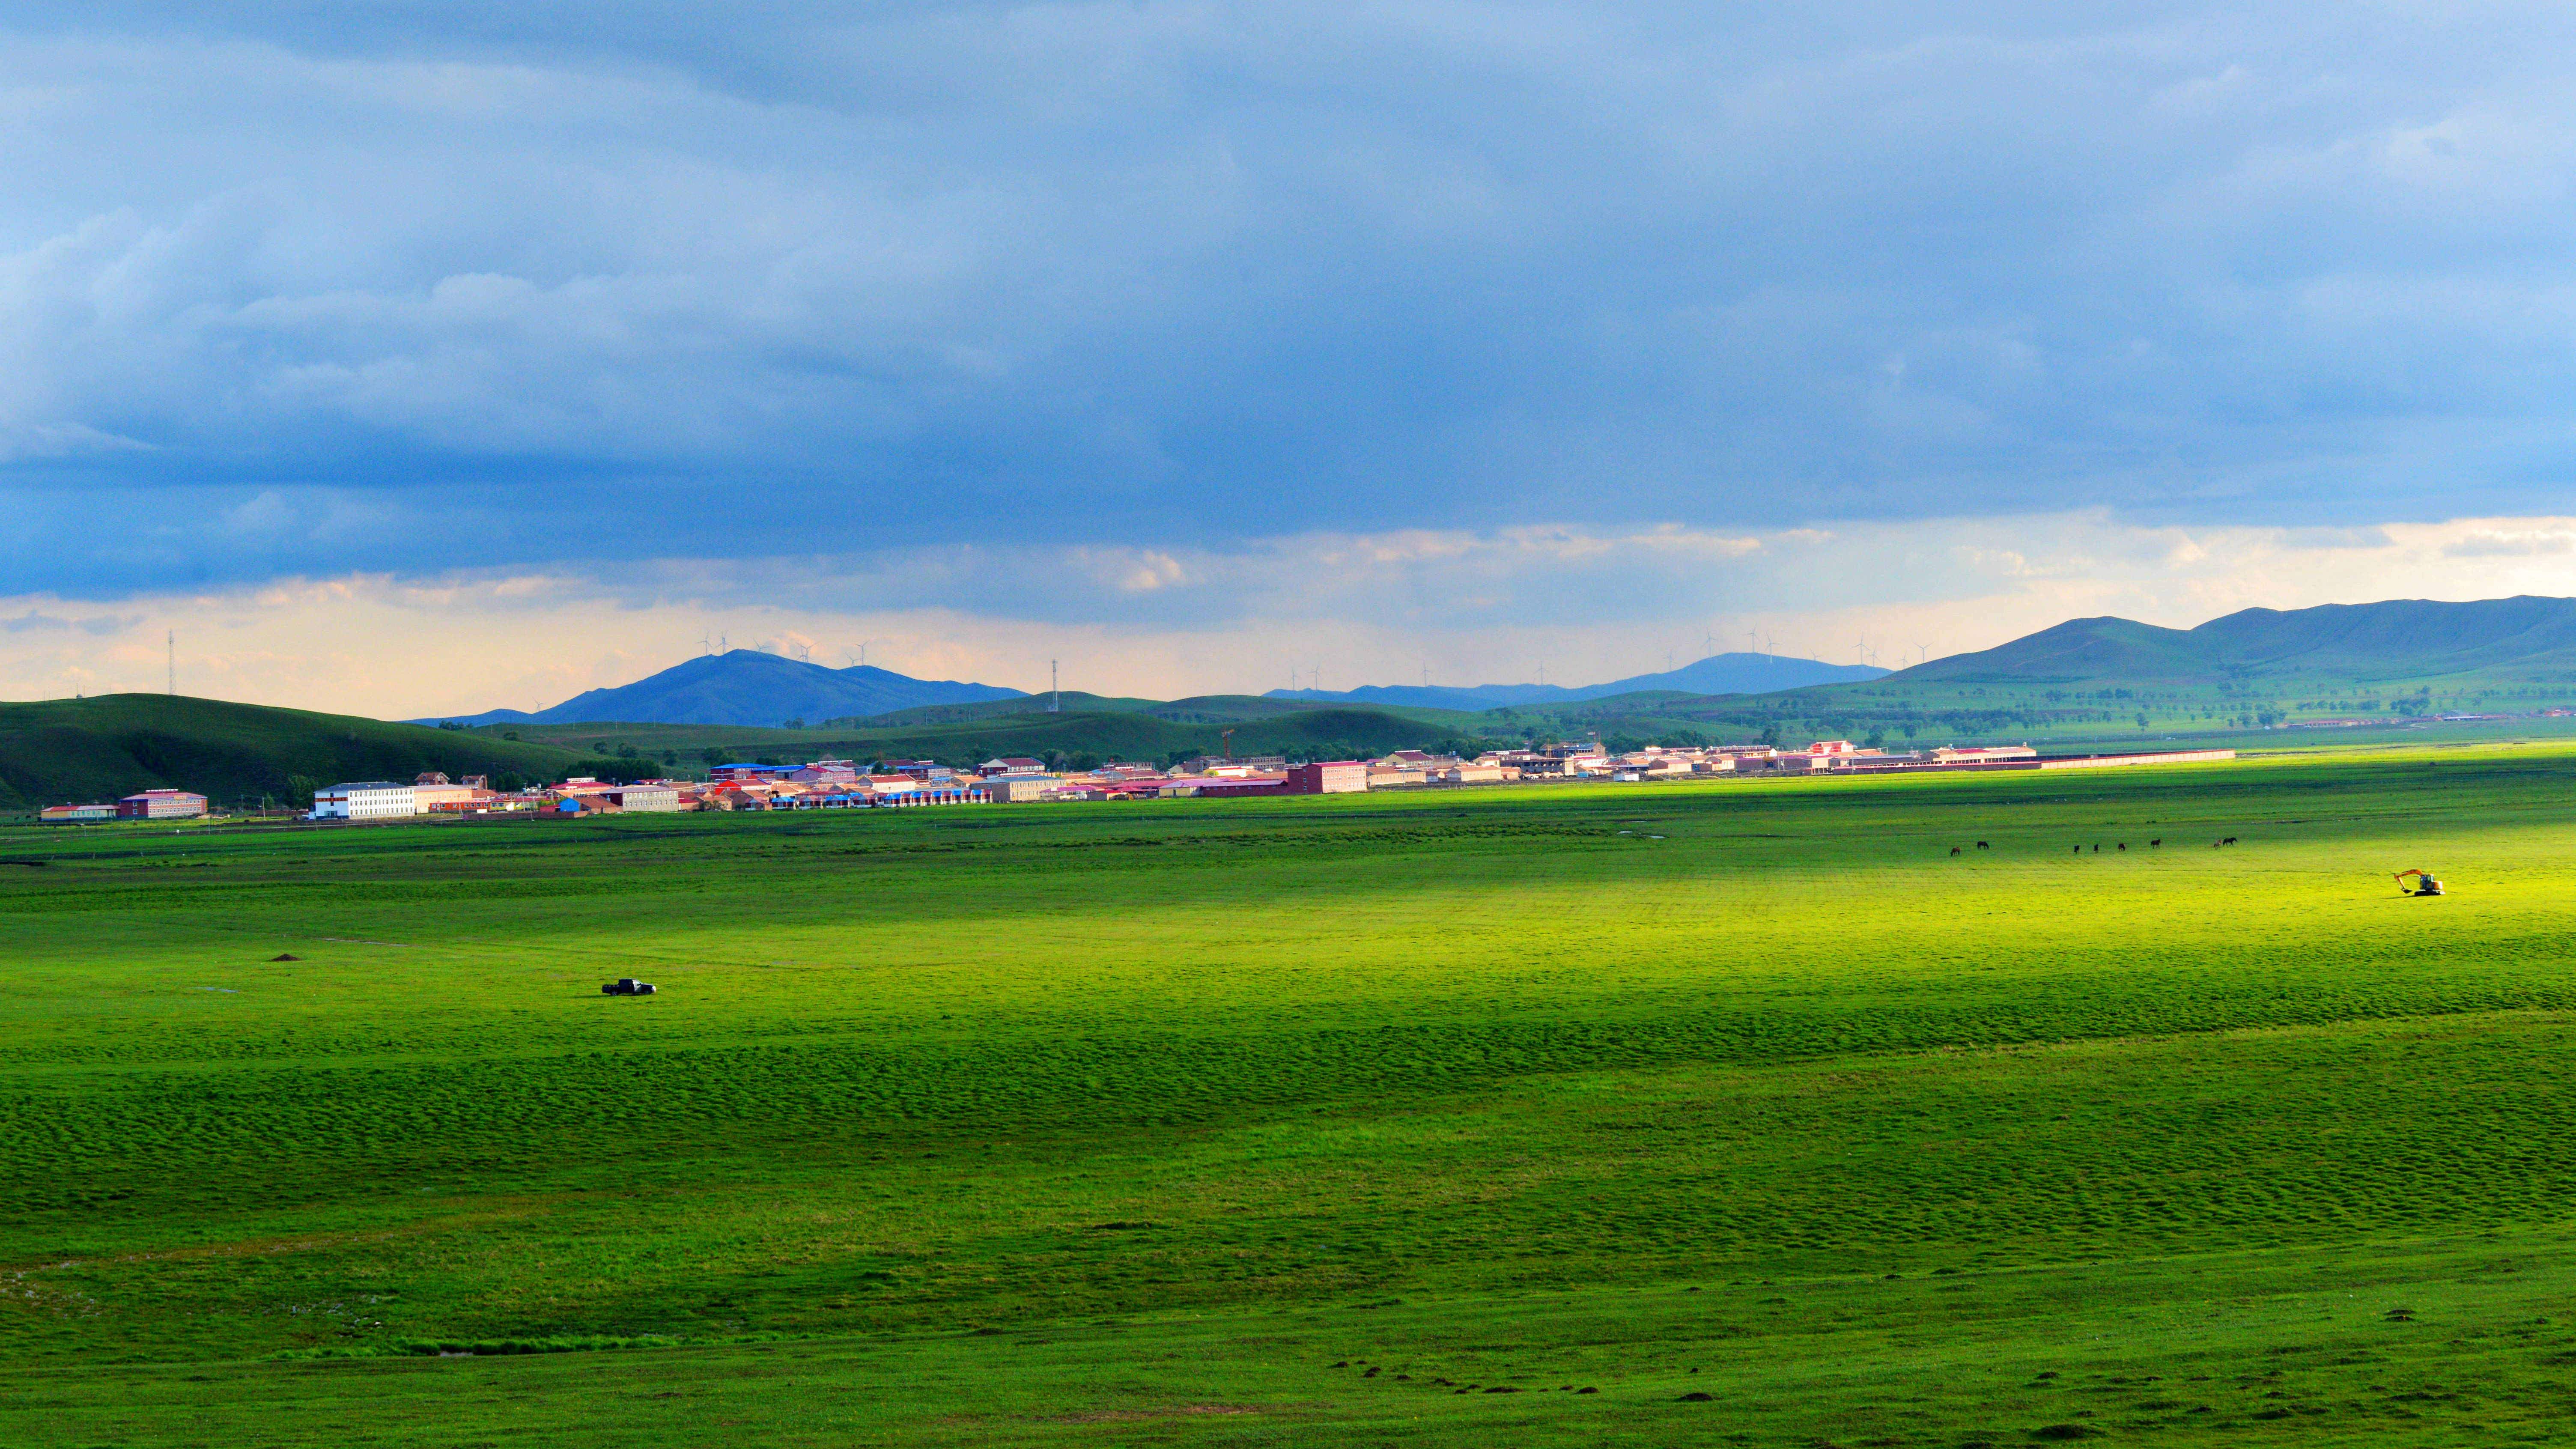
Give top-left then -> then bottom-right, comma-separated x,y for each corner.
415,650 -> 1025,728
1893,596 -> 2576,685
1266,653 -> 1886,710
405,596 -> 2576,732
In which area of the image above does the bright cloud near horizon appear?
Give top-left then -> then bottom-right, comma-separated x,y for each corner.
4,4 -> 2576,716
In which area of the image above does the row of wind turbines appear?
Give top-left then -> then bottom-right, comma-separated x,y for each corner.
1707,624 -> 1933,671
697,635 -> 880,669
1840,634 -> 1938,669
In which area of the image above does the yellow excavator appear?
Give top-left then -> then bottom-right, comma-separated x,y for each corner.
2394,869 -> 2445,897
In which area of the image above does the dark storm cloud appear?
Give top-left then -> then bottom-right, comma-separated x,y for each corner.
6,3 -> 2576,600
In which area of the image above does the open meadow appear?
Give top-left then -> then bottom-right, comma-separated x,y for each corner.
6,743 -> 2576,1445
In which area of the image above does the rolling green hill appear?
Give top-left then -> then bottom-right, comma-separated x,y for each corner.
1762,596 -> 2576,748
1481,599 -> 2576,753
1904,594 -> 2576,686
0,695 -> 581,814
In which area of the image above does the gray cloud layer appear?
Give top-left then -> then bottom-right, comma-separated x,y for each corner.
6,3 -> 2576,600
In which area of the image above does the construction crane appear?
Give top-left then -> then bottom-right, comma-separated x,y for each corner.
2393,869 -> 2445,897
1221,727 -> 1235,761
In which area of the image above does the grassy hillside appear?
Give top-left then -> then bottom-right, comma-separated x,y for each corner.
1448,598 -> 2576,754
1665,596 -> 2576,750
6,746 -> 2576,1444
0,695 -> 581,813
1910,595 -> 2576,685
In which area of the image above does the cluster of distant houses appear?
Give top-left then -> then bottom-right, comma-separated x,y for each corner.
966,737 -> 2224,800
33,738 -> 2233,825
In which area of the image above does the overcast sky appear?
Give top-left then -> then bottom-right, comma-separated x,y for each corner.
3,3 -> 2573,711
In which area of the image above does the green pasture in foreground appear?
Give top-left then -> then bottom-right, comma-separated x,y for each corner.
6,745 -> 2576,1444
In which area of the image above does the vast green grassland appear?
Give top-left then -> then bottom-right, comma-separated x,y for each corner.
6,745 -> 2576,1444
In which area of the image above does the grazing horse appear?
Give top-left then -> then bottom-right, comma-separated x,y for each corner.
2151,838 -> 2161,848
1976,841 -> 1989,850
1950,846 -> 1962,856
2072,845 -> 2081,855
2223,836 -> 2238,845
2117,843 -> 2126,851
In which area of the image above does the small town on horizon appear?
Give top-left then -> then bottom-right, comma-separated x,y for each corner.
31,738 -> 2247,826
42,593 -> 2576,825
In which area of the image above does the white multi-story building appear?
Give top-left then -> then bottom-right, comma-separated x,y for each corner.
311,781 -> 418,820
